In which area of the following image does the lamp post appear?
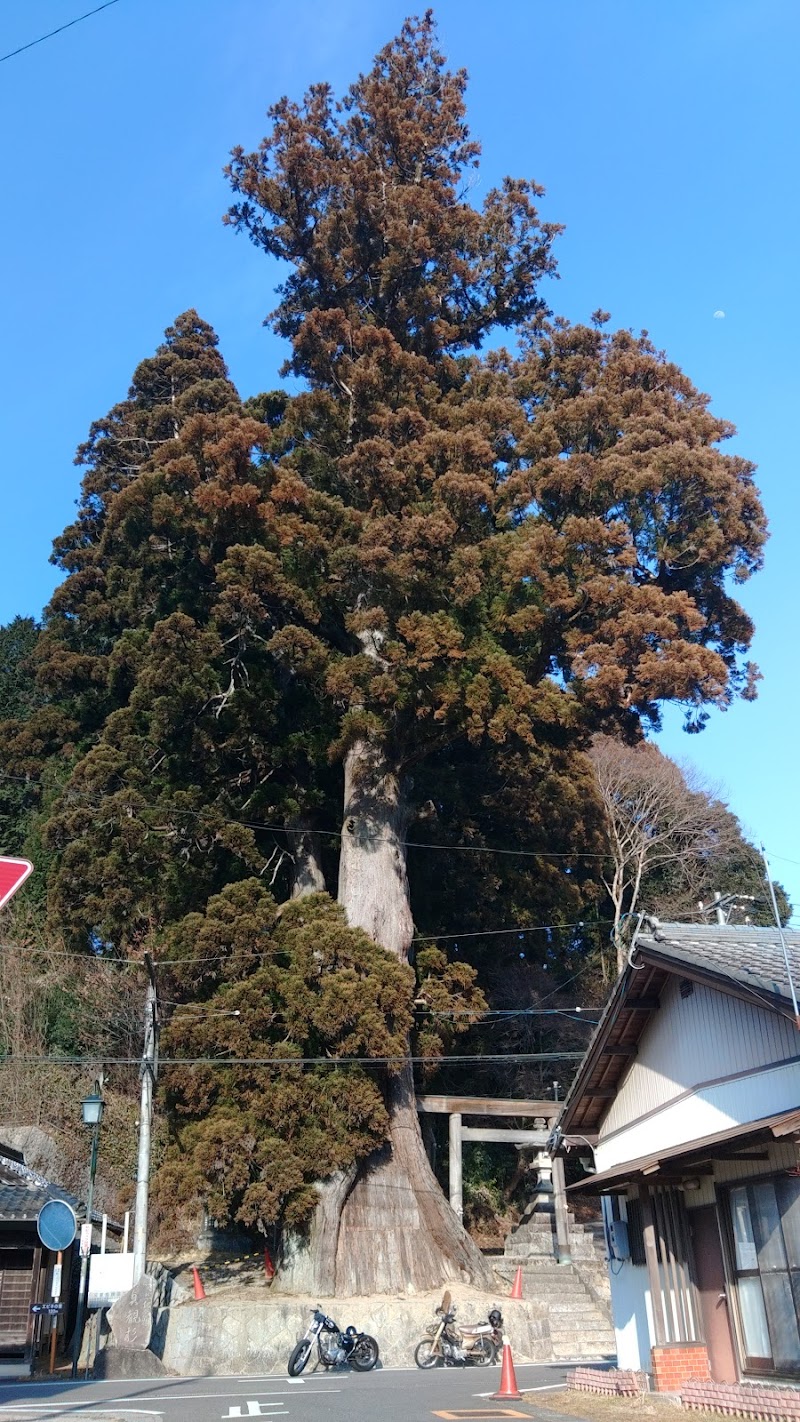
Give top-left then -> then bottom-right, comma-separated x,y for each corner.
71,1083 -> 104,1380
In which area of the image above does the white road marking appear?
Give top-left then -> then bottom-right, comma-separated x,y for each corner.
224,1406 -> 290,1420
121,1389 -> 338,1401
474,1383 -> 567,1396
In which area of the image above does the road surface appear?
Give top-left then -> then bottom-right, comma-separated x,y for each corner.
0,1360 -> 587,1422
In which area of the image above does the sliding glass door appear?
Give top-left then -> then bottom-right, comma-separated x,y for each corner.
727,1177 -> 800,1375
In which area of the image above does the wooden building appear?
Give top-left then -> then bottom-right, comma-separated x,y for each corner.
0,1142 -> 77,1375
554,920 -> 800,1390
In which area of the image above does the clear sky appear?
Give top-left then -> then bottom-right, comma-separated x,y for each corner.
1,0 -> 798,915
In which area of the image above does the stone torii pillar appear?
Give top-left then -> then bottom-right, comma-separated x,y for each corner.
415,1094 -> 559,1228
449,1113 -> 463,1220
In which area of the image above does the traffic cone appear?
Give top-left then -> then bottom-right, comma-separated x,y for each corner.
263,1249 -> 275,1281
509,1265 -> 523,1299
192,1266 -> 206,1301
492,1341 -> 522,1401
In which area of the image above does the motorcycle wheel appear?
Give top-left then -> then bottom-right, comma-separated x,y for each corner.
350,1335 -> 379,1371
471,1336 -> 497,1367
414,1339 -> 440,1369
287,1339 -> 312,1377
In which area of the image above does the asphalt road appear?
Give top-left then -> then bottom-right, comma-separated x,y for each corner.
0,1361 -> 584,1422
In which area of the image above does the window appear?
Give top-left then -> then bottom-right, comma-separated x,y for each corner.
726,1177 -> 800,1375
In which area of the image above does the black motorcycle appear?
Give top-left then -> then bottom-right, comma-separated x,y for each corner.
288,1307 -> 379,1376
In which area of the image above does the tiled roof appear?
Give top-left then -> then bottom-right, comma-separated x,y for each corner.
0,1145 -> 81,1227
0,1182 -> 77,1224
640,919 -> 800,1007
556,917 -> 800,1136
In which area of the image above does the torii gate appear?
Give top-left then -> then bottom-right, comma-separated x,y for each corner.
416,1094 -> 572,1262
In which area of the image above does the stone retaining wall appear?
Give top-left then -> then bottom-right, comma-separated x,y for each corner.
151,1290 -> 550,1374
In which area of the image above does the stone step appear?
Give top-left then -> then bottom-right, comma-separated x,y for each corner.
518,1279 -> 604,1296
524,1290 -> 596,1306
551,1340 -> 616,1356
550,1328 -> 616,1347
552,1346 -> 616,1361
551,1336 -> 615,1350
518,1277 -> 593,1292
501,1258 -> 587,1272
552,1344 -> 616,1358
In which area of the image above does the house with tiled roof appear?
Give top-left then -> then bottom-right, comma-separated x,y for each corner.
554,919 -> 800,1391
0,1139 -> 83,1373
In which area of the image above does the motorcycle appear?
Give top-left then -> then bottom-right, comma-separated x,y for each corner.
414,1292 -> 503,1368
287,1307 -> 379,1376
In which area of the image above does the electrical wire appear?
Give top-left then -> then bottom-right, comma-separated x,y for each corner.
0,772 -> 608,860
0,917 -> 615,967
161,999 -> 597,1022
2,769 -> 797,883
0,1 -> 121,64
0,1050 -> 587,1067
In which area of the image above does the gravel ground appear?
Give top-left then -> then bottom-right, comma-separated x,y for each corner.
523,1387 -> 732,1422
525,1387 -> 682,1422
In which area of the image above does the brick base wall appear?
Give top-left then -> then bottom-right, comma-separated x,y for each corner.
682,1379 -> 800,1419
651,1343 -> 710,1392
568,1366 -> 647,1396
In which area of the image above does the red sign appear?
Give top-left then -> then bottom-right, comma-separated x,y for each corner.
0,857 -> 33,910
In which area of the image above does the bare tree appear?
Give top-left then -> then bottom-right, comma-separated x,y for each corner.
0,908 -> 144,1211
588,736 -> 743,974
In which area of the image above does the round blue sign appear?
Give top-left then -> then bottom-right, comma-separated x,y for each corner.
37,1199 -> 77,1252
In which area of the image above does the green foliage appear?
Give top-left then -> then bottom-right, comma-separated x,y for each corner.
462,1143 -> 516,1219
0,618 -> 44,855
157,883 -> 416,1231
0,14 -> 774,1242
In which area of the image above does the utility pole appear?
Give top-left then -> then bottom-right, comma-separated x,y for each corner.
761,846 -> 800,1030
132,954 -> 158,1284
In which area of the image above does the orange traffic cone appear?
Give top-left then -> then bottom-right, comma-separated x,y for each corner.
492,1341 -> 522,1401
192,1266 -> 206,1301
263,1249 -> 275,1281
509,1265 -> 523,1299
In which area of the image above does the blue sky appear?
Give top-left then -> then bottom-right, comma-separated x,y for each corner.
1,0 -> 798,914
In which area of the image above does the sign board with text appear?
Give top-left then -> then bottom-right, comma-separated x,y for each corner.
88,1252 -> 135,1310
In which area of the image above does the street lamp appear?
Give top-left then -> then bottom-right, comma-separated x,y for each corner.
71,1081 -> 104,1379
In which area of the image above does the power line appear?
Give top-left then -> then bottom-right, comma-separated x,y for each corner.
162,1000 -> 597,1022
0,917 -> 614,966
413,921 -> 610,942
0,774 -> 607,861
0,1 -> 121,64
0,1050 -> 587,1067
768,852 -> 800,871
3,768 -> 798,880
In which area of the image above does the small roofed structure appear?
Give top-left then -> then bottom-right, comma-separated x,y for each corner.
0,1140 -> 82,1374
553,919 -> 800,1392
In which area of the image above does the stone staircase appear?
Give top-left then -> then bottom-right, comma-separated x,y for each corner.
497,1207 -> 616,1362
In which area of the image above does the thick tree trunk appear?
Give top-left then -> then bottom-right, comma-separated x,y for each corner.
286,818 -> 327,899
334,1063 -> 492,1292
281,738 -> 492,1295
337,738 -> 414,959
275,1167 -> 357,1293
